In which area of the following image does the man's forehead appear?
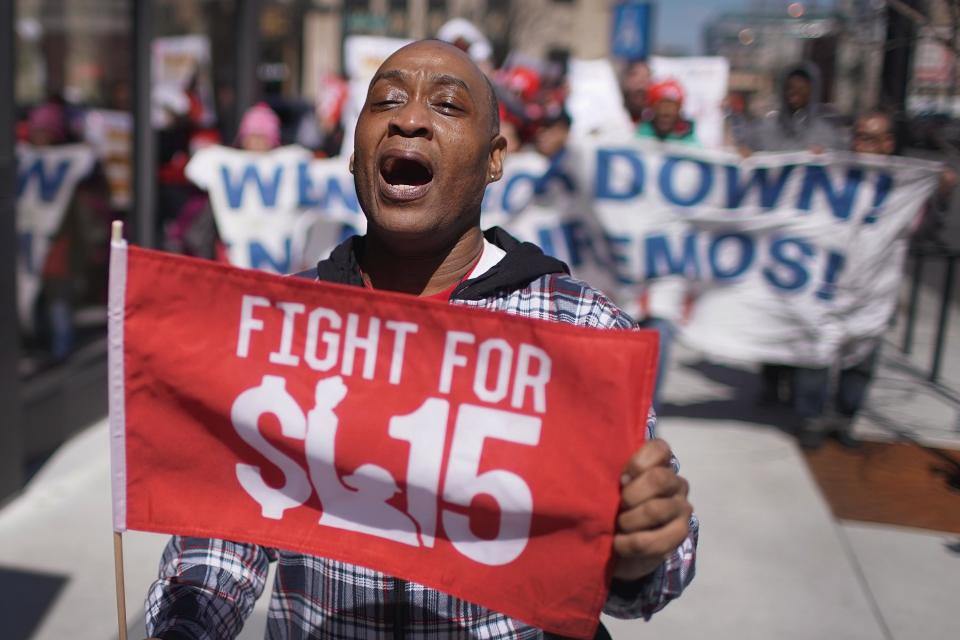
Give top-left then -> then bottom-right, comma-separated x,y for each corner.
372,68 -> 470,92
376,41 -> 480,87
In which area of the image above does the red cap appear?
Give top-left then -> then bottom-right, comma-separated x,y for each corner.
647,79 -> 685,107
502,66 -> 541,102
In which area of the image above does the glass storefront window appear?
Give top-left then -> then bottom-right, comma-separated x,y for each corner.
15,0 -> 131,375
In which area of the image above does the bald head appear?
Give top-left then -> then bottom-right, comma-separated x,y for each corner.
371,40 -> 499,136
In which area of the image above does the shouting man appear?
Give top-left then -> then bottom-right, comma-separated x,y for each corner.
145,40 -> 698,639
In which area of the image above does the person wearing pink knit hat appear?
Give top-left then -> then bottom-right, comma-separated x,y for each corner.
27,102 -> 68,146
237,102 -> 281,151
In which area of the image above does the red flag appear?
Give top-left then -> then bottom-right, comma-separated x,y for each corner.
108,242 -> 657,639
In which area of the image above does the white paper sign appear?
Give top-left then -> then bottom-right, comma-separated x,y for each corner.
85,109 -> 133,210
186,145 -> 361,274
650,56 -> 730,149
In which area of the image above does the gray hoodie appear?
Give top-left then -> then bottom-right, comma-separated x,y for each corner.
746,62 -> 844,152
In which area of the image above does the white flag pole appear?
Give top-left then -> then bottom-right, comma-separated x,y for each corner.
109,220 -> 128,640
114,530 -> 128,640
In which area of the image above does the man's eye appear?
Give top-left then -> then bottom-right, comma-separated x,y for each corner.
435,101 -> 462,113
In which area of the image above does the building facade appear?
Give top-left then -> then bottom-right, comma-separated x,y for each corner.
704,1 -> 886,119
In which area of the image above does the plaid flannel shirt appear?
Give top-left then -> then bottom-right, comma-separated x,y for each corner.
146,273 -> 699,640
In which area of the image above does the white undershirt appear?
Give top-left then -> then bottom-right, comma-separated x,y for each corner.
467,238 -> 507,280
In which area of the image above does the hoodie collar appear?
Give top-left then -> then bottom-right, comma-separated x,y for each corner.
312,227 -> 569,300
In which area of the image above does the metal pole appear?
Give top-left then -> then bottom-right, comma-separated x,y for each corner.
929,254 -> 956,383
235,0 -> 262,127
902,252 -> 924,354
880,0 -> 918,148
132,0 -> 155,248
0,0 -> 24,501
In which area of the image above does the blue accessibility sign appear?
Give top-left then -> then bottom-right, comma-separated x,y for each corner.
611,1 -> 653,61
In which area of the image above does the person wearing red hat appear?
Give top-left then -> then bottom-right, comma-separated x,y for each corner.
636,79 -> 697,144
633,79 -> 699,408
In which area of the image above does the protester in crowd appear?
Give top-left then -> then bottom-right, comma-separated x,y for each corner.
743,62 -> 845,414
533,107 -> 572,160
437,17 -> 495,75
619,59 -> 652,125
154,78 -> 211,248
237,101 -> 282,151
26,102 -> 68,146
723,92 -> 750,151
166,103 -> 281,260
632,78 -> 698,406
296,73 -> 348,158
905,119 -> 959,250
22,100 -> 111,361
797,109 -> 958,449
492,64 -> 538,144
495,64 -> 562,148
541,47 -> 571,102
742,62 -> 843,153
145,40 -> 697,640
636,79 -> 697,144
851,108 -> 956,214
27,102 -> 76,359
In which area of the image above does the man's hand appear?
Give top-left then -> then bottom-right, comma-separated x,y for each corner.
612,439 -> 693,581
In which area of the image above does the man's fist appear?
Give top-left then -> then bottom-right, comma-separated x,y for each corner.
612,438 -> 693,581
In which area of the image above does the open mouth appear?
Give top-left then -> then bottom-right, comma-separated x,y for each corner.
378,152 -> 434,202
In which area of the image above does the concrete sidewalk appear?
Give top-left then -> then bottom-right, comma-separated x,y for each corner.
1,297 -> 958,639
3,391 -> 957,638
0,417 -> 899,640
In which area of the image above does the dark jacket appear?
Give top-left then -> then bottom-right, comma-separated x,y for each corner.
299,226 -> 569,301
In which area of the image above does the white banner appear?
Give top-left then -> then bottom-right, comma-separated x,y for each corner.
185,145 -> 360,274
553,141 -> 939,367
85,109 -> 133,210
566,58 -> 634,138
184,140 -> 941,367
15,142 -> 97,326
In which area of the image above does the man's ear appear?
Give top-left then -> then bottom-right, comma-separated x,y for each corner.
349,153 -> 355,174
487,135 -> 507,184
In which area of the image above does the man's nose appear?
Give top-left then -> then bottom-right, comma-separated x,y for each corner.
388,99 -> 432,139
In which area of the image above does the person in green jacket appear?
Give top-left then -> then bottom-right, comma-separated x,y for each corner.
636,79 -> 698,144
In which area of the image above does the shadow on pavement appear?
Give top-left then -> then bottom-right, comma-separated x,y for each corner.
0,566 -> 69,640
659,358 -> 802,437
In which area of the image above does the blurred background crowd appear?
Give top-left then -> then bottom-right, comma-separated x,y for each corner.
3,5 -> 960,640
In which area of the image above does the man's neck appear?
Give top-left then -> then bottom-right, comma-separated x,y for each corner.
359,226 -> 485,296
